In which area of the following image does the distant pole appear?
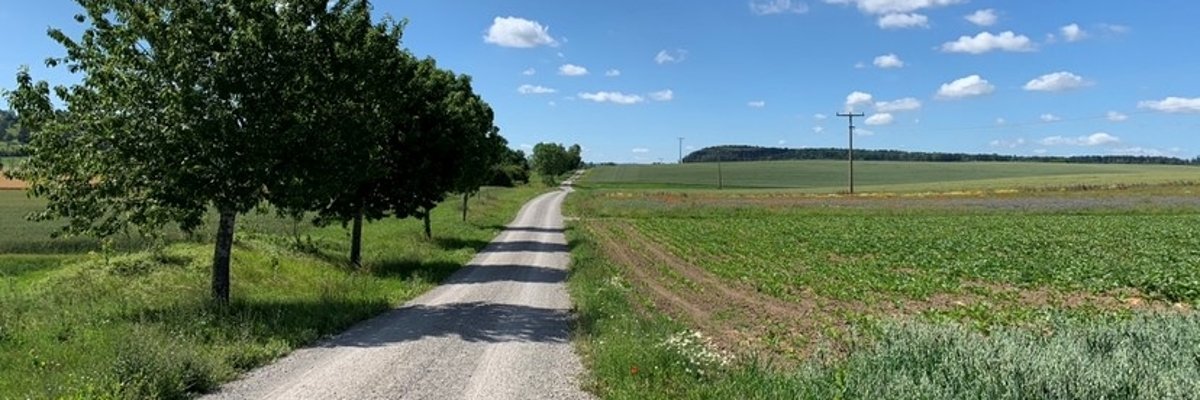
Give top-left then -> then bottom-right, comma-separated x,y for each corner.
836,112 -> 864,194
678,137 -> 684,164
717,147 -> 723,190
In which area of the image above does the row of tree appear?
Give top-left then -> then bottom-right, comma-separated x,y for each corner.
684,145 -> 1200,165
530,143 -> 583,184
6,0 -> 521,302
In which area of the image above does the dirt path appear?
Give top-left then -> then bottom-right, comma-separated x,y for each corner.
205,181 -> 591,399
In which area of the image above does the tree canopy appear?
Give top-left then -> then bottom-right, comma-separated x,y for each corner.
531,142 -> 583,184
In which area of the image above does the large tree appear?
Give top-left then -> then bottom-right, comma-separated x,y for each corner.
8,0 -> 332,303
531,142 -> 582,184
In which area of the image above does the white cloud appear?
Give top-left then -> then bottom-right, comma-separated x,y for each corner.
1023,71 -> 1091,92
605,69 -> 621,77
517,84 -> 557,94
875,97 -> 922,112
548,101 -> 557,107
990,138 -> 1026,148
1106,111 -> 1129,122
484,17 -> 558,48
649,90 -> 674,102
558,64 -> 588,76
865,113 -> 895,125
579,91 -> 645,105
936,75 -> 995,99
846,91 -> 874,110
814,113 -> 828,120
522,68 -> 536,76
824,0 -> 963,15
750,0 -> 809,15
813,126 -> 826,134
1040,113 -> 1062,122
655,49 -> 687,64
748,100 -> 767,108
878,13 -> 928,29
1061,23 -> 1087,42
632,148 -> 650,153
1099,23 -> 1131,35
940,31 -> 1035,54
856,129 -> 875,136
965,9 -> 997,26
995,117 -> 1007,125
1138,97 -> 1200,113
1039,132 -> 1120,146
854,61 -> 868,69
519,143 -> 534,150
873,53 -> 905,68
778,139 -> 789,145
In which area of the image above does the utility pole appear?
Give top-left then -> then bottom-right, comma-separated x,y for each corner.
677,137 -> 684,164
836,112 -> 864,194
716,147 -> 723,190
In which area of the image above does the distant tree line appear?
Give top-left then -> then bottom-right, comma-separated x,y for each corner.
0,110 -> 31,157
684,145 -> 1200,166
530,142 -> 583,184
6,0 -> 530,302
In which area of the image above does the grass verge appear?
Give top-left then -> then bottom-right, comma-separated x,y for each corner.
0,184 -> 546,399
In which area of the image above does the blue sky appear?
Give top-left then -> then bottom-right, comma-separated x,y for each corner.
2,1 -> 1199,163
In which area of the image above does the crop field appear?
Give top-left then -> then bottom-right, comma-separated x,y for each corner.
585,160 -> 1199,192
0,185 -> 545,398
566,180 -> 1200,398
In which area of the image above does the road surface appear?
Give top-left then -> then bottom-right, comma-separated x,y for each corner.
206,182 -> 590,399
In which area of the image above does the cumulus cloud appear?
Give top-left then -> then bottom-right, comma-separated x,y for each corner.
824,0 -> 963,15
865,113 -> 895,126
878,13 -> 928,29
522,68 -> 536,76
990,138 -> 1026,148
655,49 -> 688,64
1106,111 -> 1129,122
846,91 -> 874,110
813,126 -> 826,133
649,90 -> 675,101
605,69 -> 621,77
937,75 -> 995,99
940,31 -> 1035,54
1061,23 -> 1087,42
814,113 -> 828,120
558,64 -> 588,76
1138,97 -> 1200,113
875,97 -> 922,112
748,100 -> 767,108
517,84 -> 556,94
1023,71 -> 1091,92
579,91 -> 645,105
1039,132 -> 1120,146
484,17 -> 558,48
749,0 -> 809,15
632,148 -> 650,153
1040,113 -> 1062,122
965,9 -> 997,26
873,53 -> 905,68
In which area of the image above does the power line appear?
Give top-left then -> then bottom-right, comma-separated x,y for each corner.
836,112 -> 864,194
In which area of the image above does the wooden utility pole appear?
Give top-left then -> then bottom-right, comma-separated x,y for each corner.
836,112 -> 864,194
717,147 -> 723,190
677,137 -> 684,163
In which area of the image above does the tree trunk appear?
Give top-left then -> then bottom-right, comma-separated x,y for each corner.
423,207 -> 432,239
461,192 -> 469,222
350,208 -> 364,268
211,209 -> 237,304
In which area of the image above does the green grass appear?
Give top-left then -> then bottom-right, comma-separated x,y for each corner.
566,182 -> 1200,399
0,184 -> 546,399
584,160 -> 1199,192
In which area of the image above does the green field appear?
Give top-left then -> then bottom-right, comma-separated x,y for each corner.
585,160 -> 1199,192
566,178 -> 1200,398
0,185 -> 545,398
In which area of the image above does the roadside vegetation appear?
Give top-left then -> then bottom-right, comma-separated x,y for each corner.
567,174 -> 1200,399
0,184 -> 546,398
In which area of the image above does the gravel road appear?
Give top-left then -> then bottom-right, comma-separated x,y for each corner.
205,182 -> 591,399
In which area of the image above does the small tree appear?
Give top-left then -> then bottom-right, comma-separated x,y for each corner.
531,142 -> 581,184
9,0 -> 330,303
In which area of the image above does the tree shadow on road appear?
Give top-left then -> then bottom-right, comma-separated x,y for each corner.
321,301 -> 573,347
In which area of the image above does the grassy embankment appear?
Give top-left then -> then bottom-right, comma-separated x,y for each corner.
0,183 -> 546,399
567,163 -> 1200,399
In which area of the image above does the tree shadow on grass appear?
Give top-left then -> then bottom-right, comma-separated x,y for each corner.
433,237 -> 492,252
366,258 -> 462,283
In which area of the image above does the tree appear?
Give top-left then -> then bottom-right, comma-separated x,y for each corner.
531,142 -> 581,184
9,0 -> 331,303
489,148 -> 530,187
